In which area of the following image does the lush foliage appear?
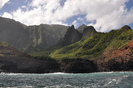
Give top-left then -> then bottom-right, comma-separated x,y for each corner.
50,28 -> 133,60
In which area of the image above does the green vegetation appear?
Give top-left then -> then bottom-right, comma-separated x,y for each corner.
50,27 -> 133,60
23,24 -> 69,52
0,41 -> 10,47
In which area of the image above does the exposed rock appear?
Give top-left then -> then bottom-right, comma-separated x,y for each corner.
96,41 -> 133,71
0,42 -> 59,73
0,17 -> 27,50
77,24 -> 87,33
82,26 -> 97,40
61,25 -> 82,47
60,58 -> 97,73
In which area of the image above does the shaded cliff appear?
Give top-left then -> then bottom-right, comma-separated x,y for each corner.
0,41 -> 97,73
61,25 -> 82,47
0,41 -> 59,73
1,25 -> 133,73
0,17 -> 69,52
0,17 -> 27,50
60,58 -> 97,73
77,24 -> 87,33
82,26 -> 97,40
24,24 -> 69,52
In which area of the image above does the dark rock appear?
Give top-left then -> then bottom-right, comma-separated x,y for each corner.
77,24 -> 87,33
96,41 -> 133,72
61,25 -> 82,47
0,42 -> 60,73
60,58 -> 97,73
82,26 -> 97,40
0,17 -> 69,52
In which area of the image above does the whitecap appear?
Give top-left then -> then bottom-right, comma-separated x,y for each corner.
7,73 -> 22,75
53,72 -> 66,74
47,72 -> 72,75
0,72 -> 6,74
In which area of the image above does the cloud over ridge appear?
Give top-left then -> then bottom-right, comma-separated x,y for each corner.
2,0 -> 133,32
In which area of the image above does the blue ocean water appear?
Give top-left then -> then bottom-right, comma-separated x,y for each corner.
0,72 -> 133,88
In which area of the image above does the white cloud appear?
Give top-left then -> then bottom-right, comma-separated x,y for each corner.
0,0 -> 9,9
21,5 -> 26,9
72,20 -> 78,28
2,0 -> 133,32
2,12 -> 12,19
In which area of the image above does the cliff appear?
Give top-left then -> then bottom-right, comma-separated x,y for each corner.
50,25 -> 133,72
1,17 -> 133,73
77,24 -> 87,33
61,25 -> 82,47
0,17 -> 69,52
60,58 -> 97,73
96,41 -> 133,71
81,26 -> 97,40
50,25 -> 132,60
0,41 -> 59,73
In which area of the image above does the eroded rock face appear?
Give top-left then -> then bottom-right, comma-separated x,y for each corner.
82,26 -> 97,40
0,42 -> 59,73
77,24 -> 87,33
96,41 -> 133,71
60,58 -> 97,73
0,56 -> 60,73
61,25 -> 82,47
0,17 -> 69,52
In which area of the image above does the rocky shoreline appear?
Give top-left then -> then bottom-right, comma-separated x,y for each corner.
1,56 -> 133,73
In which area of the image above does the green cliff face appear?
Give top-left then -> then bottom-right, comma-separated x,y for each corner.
50,25 -> 133,60
0,17 -> 69,52
24,24 -> 69,52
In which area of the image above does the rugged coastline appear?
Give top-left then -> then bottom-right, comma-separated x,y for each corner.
0,17 -> 133,73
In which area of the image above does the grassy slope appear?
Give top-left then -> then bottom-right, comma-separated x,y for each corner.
50,28 -> 133,60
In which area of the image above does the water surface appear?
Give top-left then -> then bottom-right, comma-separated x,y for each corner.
0,72 -> 133,88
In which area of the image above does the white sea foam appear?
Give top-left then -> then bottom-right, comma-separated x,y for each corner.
7,73 -> 19,75
53,72 -> 66,74
0,72 -> 133,88
0,72 -> 6,74
46,72 -> 72,75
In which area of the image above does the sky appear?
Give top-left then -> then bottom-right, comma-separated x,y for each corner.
0,0 -> 133,32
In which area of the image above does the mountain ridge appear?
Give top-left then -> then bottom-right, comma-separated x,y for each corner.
50,25 -> 132,60
0,17 -> 69,52
61,25 -> 82,47
1,16 -> 133,73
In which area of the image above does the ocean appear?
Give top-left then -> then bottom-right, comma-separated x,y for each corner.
0,72 -> 133,88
